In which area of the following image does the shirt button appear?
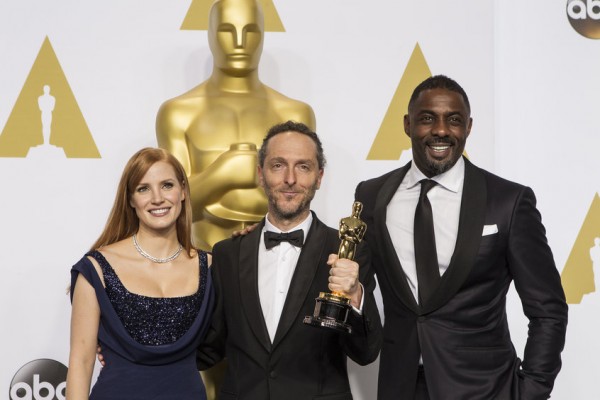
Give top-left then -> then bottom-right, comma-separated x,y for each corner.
270,370 -> 277,379
417,316 -> 426,322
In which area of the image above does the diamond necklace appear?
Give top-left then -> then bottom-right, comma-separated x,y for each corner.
132,234 -> 183,263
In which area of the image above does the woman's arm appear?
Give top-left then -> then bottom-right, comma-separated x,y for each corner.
66,274 -> 100,400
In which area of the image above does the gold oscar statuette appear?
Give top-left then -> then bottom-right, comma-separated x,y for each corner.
304,202 -> 367,334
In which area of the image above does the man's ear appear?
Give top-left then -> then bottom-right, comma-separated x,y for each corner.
404,114 -> 411,138
257,165 -> 264,188
315,169 -> 324,190
466,117 -> 473,138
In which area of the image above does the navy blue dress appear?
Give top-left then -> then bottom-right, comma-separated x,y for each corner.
70,250 -> 214,400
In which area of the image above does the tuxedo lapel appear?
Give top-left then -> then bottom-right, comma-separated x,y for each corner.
421,158 -> 487,314
238,220 -> 272,352
272,214 -> 325,349
374,163 -> 420,314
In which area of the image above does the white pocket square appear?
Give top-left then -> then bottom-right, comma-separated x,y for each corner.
482,224 -> 498,236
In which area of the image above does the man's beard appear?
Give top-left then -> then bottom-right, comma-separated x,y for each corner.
424,156 -> 456,176
265,182 -> 319,222
422,138 -> 463,176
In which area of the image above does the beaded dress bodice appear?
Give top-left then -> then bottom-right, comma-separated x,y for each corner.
88,250 -> 208,346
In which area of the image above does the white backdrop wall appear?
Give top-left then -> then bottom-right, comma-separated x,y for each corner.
0,1 -> 598,399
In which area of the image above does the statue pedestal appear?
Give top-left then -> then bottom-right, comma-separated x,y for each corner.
26,144 -> 66,159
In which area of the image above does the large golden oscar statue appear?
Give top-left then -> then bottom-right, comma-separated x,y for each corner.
156,0 -> 315,398
156,0 -> 316,252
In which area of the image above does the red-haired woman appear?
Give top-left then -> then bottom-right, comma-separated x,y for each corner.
66,148 -> 214,399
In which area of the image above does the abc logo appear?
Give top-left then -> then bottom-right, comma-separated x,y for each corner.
9,359 -> 67,400
567,0 -> 600,39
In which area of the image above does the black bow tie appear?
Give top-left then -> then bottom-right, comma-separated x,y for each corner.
264,230 -> 304,249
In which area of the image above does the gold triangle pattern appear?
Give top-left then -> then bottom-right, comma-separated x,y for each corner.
0,37 -> 100,158
561,193 -> 600,304
367,43 -> 432,160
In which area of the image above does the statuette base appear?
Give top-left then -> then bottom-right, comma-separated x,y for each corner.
303,292 -> 352,334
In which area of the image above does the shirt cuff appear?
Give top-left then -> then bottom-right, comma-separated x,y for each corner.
351,283 -> 365,315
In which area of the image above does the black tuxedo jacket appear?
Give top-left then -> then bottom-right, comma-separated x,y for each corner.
355,158 -> 567,400
197,213 -> 382,400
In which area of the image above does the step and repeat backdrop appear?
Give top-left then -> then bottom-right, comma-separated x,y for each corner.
1,1 -> 599,399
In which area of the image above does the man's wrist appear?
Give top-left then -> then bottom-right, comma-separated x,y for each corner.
350,284 -> 364,312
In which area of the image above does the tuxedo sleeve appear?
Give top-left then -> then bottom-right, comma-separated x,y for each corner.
339,241 -> 383,365
507,187 -> 568,399
196,247 -> 227,370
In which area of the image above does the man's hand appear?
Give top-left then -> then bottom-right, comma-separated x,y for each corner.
231,222 -> 259,237
97,345 -> 105,367
327,254 -> 363,309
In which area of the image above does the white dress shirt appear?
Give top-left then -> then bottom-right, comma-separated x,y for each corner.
258,213 -> 313,342
386,157 -> 465,304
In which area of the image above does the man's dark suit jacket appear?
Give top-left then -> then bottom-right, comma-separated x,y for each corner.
355,158 -> 568,400
197,212 -> 383,400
